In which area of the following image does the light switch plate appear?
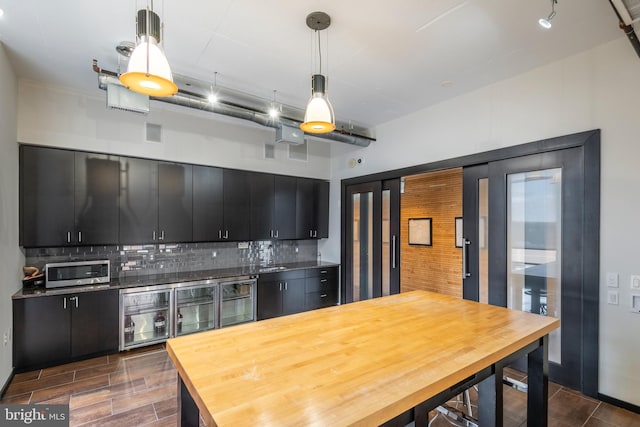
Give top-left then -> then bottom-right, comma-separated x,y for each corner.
631,275 -> 640,290
606,272 -> 619,288
632,294 -> 640,313
607,290 -> 619,305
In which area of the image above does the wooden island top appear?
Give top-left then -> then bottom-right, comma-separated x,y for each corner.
166,290 -> 559,426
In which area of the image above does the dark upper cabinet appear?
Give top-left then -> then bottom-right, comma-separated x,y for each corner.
250,172 -> 274,240
158,162 -> 193,243
20,146 -> 120,247
75,153 -> 120,245
296,178 -> 329,239
119,157 -> 158,244
120,158 -> 193,244
274,176 -> 298,239
193,165 -> 224,242
250,173 -> 297,240
223,169 -> 251,241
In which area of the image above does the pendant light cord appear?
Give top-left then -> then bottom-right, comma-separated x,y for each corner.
317,29 -> 322,74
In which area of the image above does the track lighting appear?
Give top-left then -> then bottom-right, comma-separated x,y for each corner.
539,0 -> 558,29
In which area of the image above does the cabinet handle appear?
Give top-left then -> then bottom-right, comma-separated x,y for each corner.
320,279 -> 327,283
160,230 -> 165,241
63,297 -> 67,309
270,230 -> 274,238
274,230 -> 279,238
310,230 -> 313,238
218,230 -> 222,239
320,294 -> 327,298
69,296 -> 79,308
284,282 -> 288,291
279,282 -> 282,291
67,231 -> 71,243
153,231 -> 157,241
78,231 -> 82,243
313,230 -> 318,238
320,270 -> 327,274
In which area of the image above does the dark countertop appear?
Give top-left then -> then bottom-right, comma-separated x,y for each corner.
13,261 -> 340,299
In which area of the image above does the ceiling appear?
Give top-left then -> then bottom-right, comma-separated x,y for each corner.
0,1 -> 627,130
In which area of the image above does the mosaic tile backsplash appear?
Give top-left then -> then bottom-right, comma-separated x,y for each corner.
24,240 -> 319,279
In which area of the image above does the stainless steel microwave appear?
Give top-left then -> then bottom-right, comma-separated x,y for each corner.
45,260 -> 111,288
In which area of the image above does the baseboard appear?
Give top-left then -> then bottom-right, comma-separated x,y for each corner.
0,367 -> 15,399
598,393 -> 640,415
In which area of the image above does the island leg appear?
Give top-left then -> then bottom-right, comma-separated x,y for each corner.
179,378 -> 200,427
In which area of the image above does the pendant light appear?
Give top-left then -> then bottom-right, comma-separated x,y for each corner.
120,1 -> 177,97
300,12 -> 335,134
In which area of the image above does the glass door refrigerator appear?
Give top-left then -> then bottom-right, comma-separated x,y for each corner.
220,277 -> 256,327
120,285 -> 173,350
174,280 -> 218,336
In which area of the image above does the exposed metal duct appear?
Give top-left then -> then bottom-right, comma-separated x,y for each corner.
609,0 -> 640,59
92,60 -> 375,147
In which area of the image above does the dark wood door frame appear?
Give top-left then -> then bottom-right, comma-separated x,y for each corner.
340,129 -> 600,398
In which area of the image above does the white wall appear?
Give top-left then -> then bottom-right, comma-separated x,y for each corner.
322,37 -> 640,406
0,43 -> 24,389
17,80 -> 332,179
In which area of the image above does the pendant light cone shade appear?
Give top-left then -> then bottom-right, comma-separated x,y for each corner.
119,8 -> 177,97
301,74 -> 335,134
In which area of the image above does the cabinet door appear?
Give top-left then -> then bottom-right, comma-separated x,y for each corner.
274,176 -> 297,239
282,278 -> 306,315
256,281 -> 282,320
316,180 -> 330,238
13,295 -> 71,369
75,153 -> 120,245
71,290 -> 119,358
20,146 -> 75,247
296,177 -> 315,239
250,172 -> 274,240
223,169 -> 251,241
158,162 -> 193,243
119,157 -> 158,244
193,165 -> 224,242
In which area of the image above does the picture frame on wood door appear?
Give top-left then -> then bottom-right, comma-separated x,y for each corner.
455,217 -> 463,248
408,218 -> 432,246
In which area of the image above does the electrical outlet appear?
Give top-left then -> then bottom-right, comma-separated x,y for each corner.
607,290 -> 619,305
631,275 -> 640,290
606,272 -> 619,288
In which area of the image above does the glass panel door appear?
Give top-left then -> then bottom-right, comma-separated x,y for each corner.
344,179 -> 399,303
507,169 -> 562,363
353,191 -> 374,301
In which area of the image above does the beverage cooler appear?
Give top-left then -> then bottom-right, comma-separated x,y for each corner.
174,280 -> 218,336
120,276 -> 256,350
220,278 -> 256,327
120,285 -> 173,350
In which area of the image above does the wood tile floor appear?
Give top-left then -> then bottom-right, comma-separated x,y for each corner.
1,345 -> 639,427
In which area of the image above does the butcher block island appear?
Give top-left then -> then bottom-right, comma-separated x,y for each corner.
166,290 -> 560,427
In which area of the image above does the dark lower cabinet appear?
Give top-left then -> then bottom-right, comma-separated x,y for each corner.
13,289 -> 119,371
257,267 -> 338,320
257,270 -> 306,320
305,267 -> 339,309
